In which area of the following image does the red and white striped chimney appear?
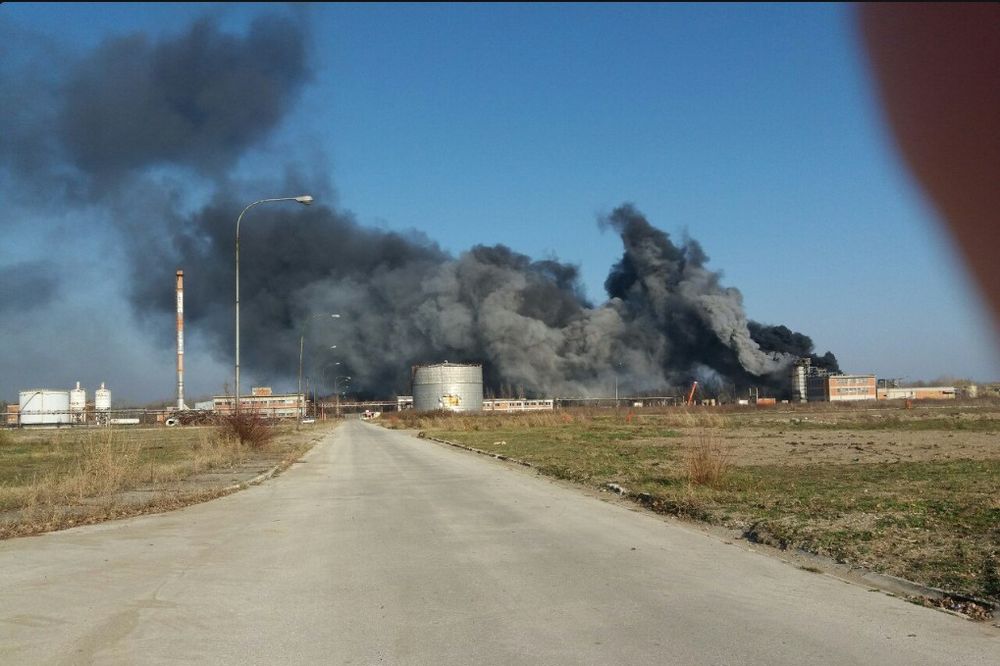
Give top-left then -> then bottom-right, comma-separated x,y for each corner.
176,269 -> 187,410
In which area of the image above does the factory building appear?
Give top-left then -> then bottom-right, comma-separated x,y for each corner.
792,358 -> 877,402
482,399 -> 554,412
412,362 -> 484,412
807,374 -> 878,402
877,386 -> 957,400
791,359 -> 961,403
211,387 -> 306,419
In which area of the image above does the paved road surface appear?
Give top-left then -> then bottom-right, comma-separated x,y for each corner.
1,421 -> 996,664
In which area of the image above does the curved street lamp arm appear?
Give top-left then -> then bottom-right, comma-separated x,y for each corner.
235,195 -> 312,416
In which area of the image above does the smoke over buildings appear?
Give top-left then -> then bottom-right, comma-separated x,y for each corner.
0,11 -> 836,399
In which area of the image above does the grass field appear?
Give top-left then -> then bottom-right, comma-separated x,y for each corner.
384,403 -> 1000,607
0,421 -> 328,537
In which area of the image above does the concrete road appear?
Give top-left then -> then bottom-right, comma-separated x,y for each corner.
1,421 -> 996,665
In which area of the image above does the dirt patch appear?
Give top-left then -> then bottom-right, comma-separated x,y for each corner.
694,429 -> 999,466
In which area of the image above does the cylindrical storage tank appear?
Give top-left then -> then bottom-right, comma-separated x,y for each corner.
70,381 -> 87,423
412,362 -> 483,412
19,390 -> 71,425
95,383 -> 111,412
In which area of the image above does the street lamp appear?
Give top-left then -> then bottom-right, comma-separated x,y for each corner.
613,361 -> 624,407
297,313 -> 341,427
334,375 -> 352,418
235,195 -> 313,416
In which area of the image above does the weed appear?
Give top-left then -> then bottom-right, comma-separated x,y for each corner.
687,431 -> 730,489
981,553 -> 1000,601
218,412 -> 273,448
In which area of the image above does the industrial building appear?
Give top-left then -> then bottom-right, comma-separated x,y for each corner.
482,399 -> 554,412
791,357 -> 877,402
791,358 -> 959,403
808,374 -> 878,402
412,362 -> 484,412
877,386 -> 957,400
211,387 -> 306,419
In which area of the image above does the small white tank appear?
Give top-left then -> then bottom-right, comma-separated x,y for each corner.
95,382 -> 111,412
70,381 -> 87,423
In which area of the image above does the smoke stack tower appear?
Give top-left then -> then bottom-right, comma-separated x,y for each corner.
176,269 -> 187,410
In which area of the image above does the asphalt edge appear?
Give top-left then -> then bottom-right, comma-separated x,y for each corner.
222,426 -> 335,492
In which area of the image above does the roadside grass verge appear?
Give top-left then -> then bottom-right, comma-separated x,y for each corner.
776,415 -> 1000,432
402,408 -> 1000,607
0,422 -> 325,538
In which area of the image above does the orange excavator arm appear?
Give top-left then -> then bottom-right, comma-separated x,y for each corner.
686,381 -> 699,406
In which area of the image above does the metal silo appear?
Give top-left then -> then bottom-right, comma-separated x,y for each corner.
94,383 -> 112,425
70,381 -> 87,423
19,390 -> 72,425
95,382 -> 111,411
412,362 -> 484,412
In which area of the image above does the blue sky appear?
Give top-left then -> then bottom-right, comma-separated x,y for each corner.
1,3 -> 997,402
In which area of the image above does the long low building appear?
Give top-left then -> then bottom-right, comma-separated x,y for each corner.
482,399 -> 554,412
877,386 -> 956,400
212,387 -> 305,419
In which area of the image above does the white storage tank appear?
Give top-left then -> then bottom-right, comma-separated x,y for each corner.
18,390 -> 72,425
70,381 -> 87,423
412,362 -> 483,412
95,382 -> 111,412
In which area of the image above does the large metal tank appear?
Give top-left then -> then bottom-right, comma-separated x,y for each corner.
412,362 -> 483,412
18,390 -> 71,425
70,381 -> 87,423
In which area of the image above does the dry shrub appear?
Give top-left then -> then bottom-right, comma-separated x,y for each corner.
218,411 -> 273,449
687,431 -> 730,489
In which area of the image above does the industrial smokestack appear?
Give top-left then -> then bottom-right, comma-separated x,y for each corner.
176,269 -> 187,410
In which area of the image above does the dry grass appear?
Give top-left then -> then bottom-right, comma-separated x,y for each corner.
686,431 -> 730,489
1,421 -> 326,538
1,429 -> 246,514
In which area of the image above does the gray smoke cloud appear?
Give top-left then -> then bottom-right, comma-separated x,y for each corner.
0,10 -> 835,400
0,262 -> 59,314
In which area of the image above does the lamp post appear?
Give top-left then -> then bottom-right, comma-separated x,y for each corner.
235,195 -> 313,416
334,375 -> 351,418
298,314 -> 340,427
613,361 -> 624,408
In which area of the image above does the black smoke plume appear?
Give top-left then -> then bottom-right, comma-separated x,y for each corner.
0,11 -> 836,399
747,323 -> 840,373
129,199 -> 834,397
